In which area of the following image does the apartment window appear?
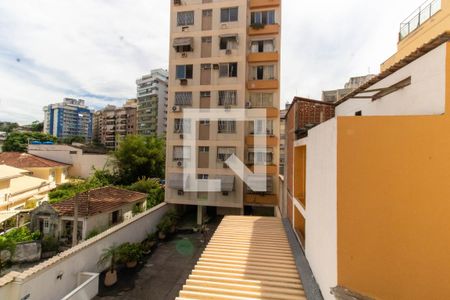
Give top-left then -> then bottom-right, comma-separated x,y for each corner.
217,147 -> 236,162
221,7 -> 238,22
250,119 -> 274,135
198,174 -> 209,180
220,35 -> 238,50
249,92 -> 273,107
175,92 -> 192,106
251,10 -> 275,25
174,119 -> 191,133
177,11 -> 194,26
173,146 -> 191,161
219,63 -> 238,78
252,65 -> 275,80
251,40 -> 274,53
199,146 -> 209,153
200,91 -> 211,98
248,148 -> 274,165
218,90 -> 237,106
176,65 -> 193,79
218,120 -> 236,133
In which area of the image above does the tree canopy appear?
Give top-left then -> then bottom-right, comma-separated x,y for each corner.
2,132 -> 57,152
112,135 -> 165,185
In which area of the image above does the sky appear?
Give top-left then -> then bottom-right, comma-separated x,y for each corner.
0,0 -> 419,124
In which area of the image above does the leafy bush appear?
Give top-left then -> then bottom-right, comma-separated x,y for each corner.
2,132 -> 57,152
41,236 -> 59,252
128,178 -> 164,209
4,227 -> 41,243
86,228 -> 101,240
117,243 -> 143,263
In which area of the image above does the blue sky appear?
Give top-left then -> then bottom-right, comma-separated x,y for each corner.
0,0 -> 418,124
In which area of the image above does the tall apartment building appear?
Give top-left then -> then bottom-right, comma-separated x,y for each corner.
322,74 -> 375,103
136,69 -> 169,136
166,0 -> 282,222
93,99 -> 138,149
43,98 -> 93,141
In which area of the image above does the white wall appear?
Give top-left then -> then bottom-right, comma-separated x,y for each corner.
297,119 -> 338,300
336,43 -> 447,117
0,203 -> 170,300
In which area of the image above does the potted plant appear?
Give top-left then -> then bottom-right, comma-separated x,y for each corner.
142,232 -> 157,254
157,218 -> 171,240
118,243 -> 143,268
166,211 -> 180,234
97,244 -> 120,287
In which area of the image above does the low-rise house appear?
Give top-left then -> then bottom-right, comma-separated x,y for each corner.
30,187 -> 147,242
0,165 -> 54,211
0,152 -> 69,185
28,144 -> 111,179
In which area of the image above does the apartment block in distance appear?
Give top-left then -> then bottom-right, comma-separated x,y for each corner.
43,98 -> 94,141
166,0 -> 282,222
93,99 -> 138,149
284,1 -> 450,298
137,69 -> 169,136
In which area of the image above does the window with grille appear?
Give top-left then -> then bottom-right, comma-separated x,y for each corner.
177,11 -> 194,26
249,93 -> 273,107
174,119 -> 191,133
218,90 -> 237,106
250,40 -> 274,53
175,92 -> 192,106
218,120 -> 236,133
173,146 -> 191,161
251,65 -> 275,80
219,63 -> 238,77
217,147 -> 236,161
251,10 -> 275,25
176,65 -> 193,79
248,148 -> 274,165
221,7 -> 238,22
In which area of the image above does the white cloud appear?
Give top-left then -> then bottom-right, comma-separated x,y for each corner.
0,0 -> 420,123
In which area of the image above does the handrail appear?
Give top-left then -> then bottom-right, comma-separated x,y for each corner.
399,0 -> 441,41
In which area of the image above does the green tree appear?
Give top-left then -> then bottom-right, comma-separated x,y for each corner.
29,121 -> 44,132
128,177 -> 164,209
61,136 -> 86,145
113,135 -> 165,184
2,132 -> 57,152
0,122 -> 19,133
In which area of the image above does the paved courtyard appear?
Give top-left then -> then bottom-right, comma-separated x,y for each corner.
95,221 -> 217,300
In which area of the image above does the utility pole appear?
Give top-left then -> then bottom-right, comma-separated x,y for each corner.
72,193 -> 79,247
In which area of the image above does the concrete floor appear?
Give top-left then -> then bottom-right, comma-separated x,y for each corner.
95,223 -> 217,300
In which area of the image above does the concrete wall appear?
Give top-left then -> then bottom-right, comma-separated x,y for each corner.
295,119 -> 338,300
337,43 -> 447,117
0,203 -> 170,300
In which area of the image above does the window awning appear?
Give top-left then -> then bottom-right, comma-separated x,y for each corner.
173,37 -> 193,47
219,34 -> 238,39
217,175 -> 235,192
168,173 -> 189,190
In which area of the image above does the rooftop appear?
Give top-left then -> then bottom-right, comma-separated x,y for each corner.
0,165 -> 30,181
52,187 -> 147,217
0,152 -> 69,169
176,216 -> 306,300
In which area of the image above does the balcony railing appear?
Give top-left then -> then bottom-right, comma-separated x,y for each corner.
399,0 -> 441,41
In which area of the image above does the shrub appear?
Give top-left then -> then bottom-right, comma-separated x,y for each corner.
41,236 -> 59,252
4,227 -> 40,243
117,243 -> 143,263
86,228 -> 101,240
128,178 -> 164,209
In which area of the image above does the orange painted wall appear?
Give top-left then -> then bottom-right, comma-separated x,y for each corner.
337,42 -> 450,299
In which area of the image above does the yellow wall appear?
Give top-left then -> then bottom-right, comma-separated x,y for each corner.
381,0 -> 450,71
337,42 -> 450,299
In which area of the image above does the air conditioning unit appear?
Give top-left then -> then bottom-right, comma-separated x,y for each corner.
213,64 -> 220,70
180,79 -> 188,86
182,26 -> 190,32
225,49 -> 232,55
180,134 -> 184,139
181,52 -> 188,58
173,0 -> 182,5
221,23 -> 228,29
178,190 -> 184,196
177,160 -> 184,168
172,105 -> 182,112
245,101 -> 252,108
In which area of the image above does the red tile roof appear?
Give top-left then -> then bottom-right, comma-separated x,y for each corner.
0,152 -> 69,168
51,187 -> 147,217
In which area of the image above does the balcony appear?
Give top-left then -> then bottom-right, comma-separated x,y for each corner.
249,23 -> 280,36
244,193 -> 278,206
250,0 -> 280,9
246,135 -> 278,147
248,51 -> 279,63
248,164 -> 278,175
399,0 -> 442,41
247,79 -> 279,90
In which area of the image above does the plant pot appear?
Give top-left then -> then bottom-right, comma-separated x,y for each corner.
104,270 -> 117,287
126,261 -> 137,268
158,231 -> 166,240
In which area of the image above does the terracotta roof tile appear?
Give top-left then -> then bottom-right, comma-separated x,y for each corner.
51,186 -> 147,217
0,152 -> 69,168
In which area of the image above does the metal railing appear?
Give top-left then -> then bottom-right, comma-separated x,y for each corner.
399,0 -> 441,41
